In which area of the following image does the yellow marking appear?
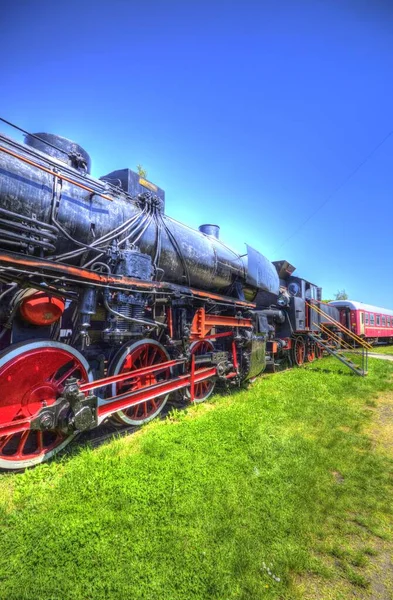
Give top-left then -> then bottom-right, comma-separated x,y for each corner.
139,178 -> 158,192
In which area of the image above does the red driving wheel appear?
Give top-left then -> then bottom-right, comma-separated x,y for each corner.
293,337 -> 305,366
109,339 -> 172,426
306,341 -> 316,363
316,344 -> 324,359
186,339 -> 216,403
0,341 -> 92,470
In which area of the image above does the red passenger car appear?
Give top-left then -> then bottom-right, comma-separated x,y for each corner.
329,301 -> 393,344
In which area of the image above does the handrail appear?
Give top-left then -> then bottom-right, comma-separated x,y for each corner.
307,301 -> 372,349
319,323 -> 365,355
313,322 -> 355,352
319,324 -> 355,351
316,302 -> 372,349
310,301 -> 372,349
319,323 -> 368,375
309,330 -> 366,376
0,145 -> 113,202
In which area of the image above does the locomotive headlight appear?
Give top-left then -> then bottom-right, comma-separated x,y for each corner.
277,294 -> 289,307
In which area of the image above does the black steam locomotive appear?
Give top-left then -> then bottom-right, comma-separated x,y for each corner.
0,124 -> 339,470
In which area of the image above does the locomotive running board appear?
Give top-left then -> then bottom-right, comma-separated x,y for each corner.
0,250 -> 256,308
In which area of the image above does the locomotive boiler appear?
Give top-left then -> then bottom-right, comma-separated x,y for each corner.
0,122 -> 347,471
0,130 -> 279,296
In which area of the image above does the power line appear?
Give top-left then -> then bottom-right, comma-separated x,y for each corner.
0,116 -> 69,156
274,130 -> 393,254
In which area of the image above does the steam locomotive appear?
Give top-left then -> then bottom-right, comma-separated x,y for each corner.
0,124 -> 339,470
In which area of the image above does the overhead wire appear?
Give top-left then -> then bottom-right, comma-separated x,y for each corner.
274,130 -> 393,253
0,116 -> 70,156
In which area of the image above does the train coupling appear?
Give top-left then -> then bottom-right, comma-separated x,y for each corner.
31,377 -> 98,434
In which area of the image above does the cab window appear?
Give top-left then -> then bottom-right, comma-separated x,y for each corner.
288,282 -> 300,297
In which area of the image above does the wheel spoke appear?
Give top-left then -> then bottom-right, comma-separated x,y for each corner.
148,347 -> 158,366
133,357 -> 142,369
36,431 -> 43,453
16,431 -> 29,456
0,435 -> 12,452
140,347 -> 149,367
52,360 -> 78,387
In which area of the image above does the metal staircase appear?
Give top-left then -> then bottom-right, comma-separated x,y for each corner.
306,301 -> 371,376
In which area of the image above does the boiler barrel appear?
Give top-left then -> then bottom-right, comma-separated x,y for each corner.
0,132 -> 277,295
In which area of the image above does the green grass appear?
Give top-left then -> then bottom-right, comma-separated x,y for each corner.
370,344 -> 393,355
1,357 -> 393,600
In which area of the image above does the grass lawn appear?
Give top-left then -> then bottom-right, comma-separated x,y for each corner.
1,357 -> 393,600
370,345 -> 393,355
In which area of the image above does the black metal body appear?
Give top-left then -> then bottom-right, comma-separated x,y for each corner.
25,133 -> 92,173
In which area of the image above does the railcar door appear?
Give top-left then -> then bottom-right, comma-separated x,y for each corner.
359,312 -> 365,336
350,310 -> 357,334
339,308 -> 350,329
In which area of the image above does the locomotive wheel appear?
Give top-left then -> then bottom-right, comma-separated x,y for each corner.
109,339 -> 172,426
306,341 -> 316,363
316,344 -> 324,359
0,341 -> 92,470
293,336 -> 305,366
185,339 -> 216,403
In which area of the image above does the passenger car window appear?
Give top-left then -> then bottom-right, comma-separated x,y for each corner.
382,316 -> 386,326
376,315 -> 381,326
365,313 -> 369,325
370,314 -> 375,325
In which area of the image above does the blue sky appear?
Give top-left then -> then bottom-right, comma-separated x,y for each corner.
2,0 -> 393,305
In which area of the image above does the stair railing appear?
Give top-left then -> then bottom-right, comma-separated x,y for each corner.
306,302 -> 369,375
314,322 -> 355,352
307,301 -> 373,350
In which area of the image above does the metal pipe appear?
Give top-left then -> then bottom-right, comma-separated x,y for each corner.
103,296 -> 166,329
0,206 -> 57,232
0,145 -> 113,201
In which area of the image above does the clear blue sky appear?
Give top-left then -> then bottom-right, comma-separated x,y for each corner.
2,1 -> 393,305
